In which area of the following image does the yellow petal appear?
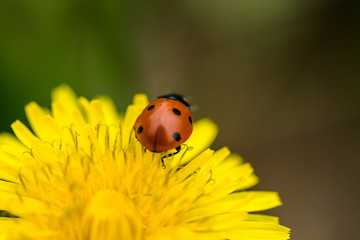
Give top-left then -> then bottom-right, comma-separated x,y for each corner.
246,214 -> 280,224
133,94 -> 149,107
51,101 -> 72,127
240,191 -> 283,212
0,149 -> 22,183
0,180 -> 22,195
174,118 -> 218,164
122,94 -> 149,146
0,217 -> 16,236
79,97 -> 109,127
224,221 -> 290,240
0,218 -> 56,239
181,192 -> 253,222
24,102 -> 48,139
0,191 -> 47,217
207,155 -> 259,198
11,121 -> 41,148
51,84 -> 78,113
96,96 -> 121,125
153,227 -> 202,240
185,212 -> 248,231
209,146 -> 231,166
174,149 -> 214,183
51,84 -> 80,127
25,102 -> 62,143
0,132 -> 26,152
237,173 -> 259,191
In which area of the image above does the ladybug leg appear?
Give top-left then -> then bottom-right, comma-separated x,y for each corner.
161,146 -> 182,169
173,145 -> 182,156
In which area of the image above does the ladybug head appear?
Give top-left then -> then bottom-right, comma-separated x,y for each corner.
157,94 -> 190,108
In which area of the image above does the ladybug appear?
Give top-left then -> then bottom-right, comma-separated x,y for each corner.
133,94 -> 193,162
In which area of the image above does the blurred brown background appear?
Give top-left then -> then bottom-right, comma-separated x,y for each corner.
0,1 -> 359,239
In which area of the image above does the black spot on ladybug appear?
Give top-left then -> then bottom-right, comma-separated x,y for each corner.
147,105 -> 155,110
137,126 -> 143,134
189,116 -> 192,124
173,132 -> 181,141
173,108 -> 181,115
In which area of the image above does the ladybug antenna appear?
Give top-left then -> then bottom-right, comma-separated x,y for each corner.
188,104 -> 199,112
157,94 -> 190,108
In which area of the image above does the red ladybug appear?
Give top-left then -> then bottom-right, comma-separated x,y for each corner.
133,94 -> 193,157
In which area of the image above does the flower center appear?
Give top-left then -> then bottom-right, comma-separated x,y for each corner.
82,190 -> 142,240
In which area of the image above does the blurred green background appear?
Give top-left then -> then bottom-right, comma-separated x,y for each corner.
0,0 -> 359,239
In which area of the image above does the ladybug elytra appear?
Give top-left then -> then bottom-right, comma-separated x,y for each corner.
133,94 -> 193,160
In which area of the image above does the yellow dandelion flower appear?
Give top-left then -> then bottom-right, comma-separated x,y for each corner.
0,85 -> 290,240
